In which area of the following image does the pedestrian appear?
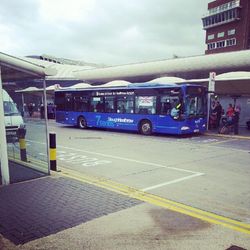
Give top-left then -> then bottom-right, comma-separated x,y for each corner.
40,104 -> 44,119
28,103 -> 33,117
233,105 -> 240,135
226,103 -> 234,124
214,101 -> 223,128
209,100 -> 217,129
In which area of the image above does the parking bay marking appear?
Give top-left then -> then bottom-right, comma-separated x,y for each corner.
56,145 -> 205,190
27,140 -> 204,190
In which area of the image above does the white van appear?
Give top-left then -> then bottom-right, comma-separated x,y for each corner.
2,89 -> 25,142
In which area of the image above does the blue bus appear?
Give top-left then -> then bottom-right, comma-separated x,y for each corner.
55,82 -> 207,135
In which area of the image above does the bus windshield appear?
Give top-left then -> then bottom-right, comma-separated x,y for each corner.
4,101 -> 19,116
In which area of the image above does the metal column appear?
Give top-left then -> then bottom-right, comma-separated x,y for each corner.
43,78 -> 50,175
0,66 -> 10,185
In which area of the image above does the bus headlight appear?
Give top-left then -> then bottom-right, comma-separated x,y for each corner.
181,126 -> 190,131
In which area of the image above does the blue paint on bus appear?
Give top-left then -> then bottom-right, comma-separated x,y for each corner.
55,83 -> 207,135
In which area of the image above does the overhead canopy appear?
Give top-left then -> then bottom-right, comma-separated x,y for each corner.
0,52 -> 57,82
149,76 -> 185,83
0,51 -> 57,186
15,85 -> 60,98
72,50 -> 250,83
183,71 -> 250,95
216,71 -> 250,81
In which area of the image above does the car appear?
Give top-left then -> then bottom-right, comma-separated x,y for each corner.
3,89 -> 26,142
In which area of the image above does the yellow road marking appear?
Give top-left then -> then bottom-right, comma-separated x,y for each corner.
207,138 -> 239,145
205,132 -> 250,140
58,167 -> 250,235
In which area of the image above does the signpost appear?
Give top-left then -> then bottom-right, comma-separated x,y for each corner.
207,72 -> 216,130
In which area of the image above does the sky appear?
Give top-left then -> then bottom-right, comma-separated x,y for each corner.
0,0 -> 210,66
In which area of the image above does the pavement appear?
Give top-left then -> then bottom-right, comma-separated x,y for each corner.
205,126 -> 250,139
0,123 -> 250,249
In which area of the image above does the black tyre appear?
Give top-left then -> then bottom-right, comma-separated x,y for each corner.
78,116 -> 87,129
139,120 -> 152,135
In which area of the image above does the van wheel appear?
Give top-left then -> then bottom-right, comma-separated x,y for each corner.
78,116 -> 87,129
139,120 -> 152,135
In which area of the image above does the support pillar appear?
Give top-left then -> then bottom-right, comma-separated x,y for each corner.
0,67 -> 10,185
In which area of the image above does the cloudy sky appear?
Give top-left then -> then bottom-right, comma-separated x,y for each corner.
0,0 -> 210,65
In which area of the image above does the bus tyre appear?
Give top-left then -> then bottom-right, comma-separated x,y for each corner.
78,116 -> 87,129
139,120 -> 152,135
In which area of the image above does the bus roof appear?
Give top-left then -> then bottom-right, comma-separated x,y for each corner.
56,82 -> 205,93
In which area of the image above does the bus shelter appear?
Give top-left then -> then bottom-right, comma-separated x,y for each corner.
0,52 -> 56,185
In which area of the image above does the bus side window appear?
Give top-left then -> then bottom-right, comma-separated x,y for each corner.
104,96 -> 115,113
65,93 -> 73,111
91,97 -> 104,112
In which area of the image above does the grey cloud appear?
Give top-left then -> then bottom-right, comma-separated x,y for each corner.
0,0 -> 211,64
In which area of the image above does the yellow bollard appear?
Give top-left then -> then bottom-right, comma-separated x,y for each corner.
49,132 -> 57,171
17,127 -> 27,162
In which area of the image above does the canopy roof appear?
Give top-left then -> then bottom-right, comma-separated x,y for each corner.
2,50 -> 250,95
73,50 -> 250,83
0,52 -> 56,82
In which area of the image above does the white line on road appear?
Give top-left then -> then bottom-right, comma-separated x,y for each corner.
27,139 -> 203,175
142,172 -> 204,191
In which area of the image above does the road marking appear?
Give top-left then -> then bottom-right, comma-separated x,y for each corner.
56,145 -> 203,175
26,140 -> 205,188
206,138 -> 239,145
56,149 -> 203,188
58,167 -> 250,235
142,172 -> 204,191
26,139 -> 204,175
57,150 -> 112,167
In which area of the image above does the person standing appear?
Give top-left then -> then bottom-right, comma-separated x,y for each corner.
28,103 -> 33,117
226,103 -> 234,124
233,105 -> 241,135
214,101 -> 223,128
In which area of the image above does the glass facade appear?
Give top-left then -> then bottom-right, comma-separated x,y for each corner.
207,38 -> 236,50
202,8 -> 240,29
1,87 -> 49,185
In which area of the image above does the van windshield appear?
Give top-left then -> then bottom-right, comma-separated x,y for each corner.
4,101 -> 19,116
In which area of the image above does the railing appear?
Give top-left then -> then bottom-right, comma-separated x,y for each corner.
203,0 -> 240,17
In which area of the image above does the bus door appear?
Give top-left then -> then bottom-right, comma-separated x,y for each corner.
64,93 -> 74,123
157,95 -> 180,133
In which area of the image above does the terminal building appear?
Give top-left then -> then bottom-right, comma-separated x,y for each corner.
202,0 -> 250,54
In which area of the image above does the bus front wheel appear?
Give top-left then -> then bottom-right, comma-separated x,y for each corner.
78,116 -> 87,129
139,120 -> 152,135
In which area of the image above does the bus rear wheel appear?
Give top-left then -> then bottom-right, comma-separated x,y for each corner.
78,116 -> 87,129
139,120 -> 152,135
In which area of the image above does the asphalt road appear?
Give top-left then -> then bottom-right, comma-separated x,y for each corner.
9,119 -> 250,225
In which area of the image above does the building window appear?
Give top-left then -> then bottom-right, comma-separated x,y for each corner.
217,32 -> 225,38
228,29 -> 235,35
202,4 -> 240,29
226,38 -> 236,46
216,40 -> 225,48
208,34 -> 215,40
208,42 -> 216,50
